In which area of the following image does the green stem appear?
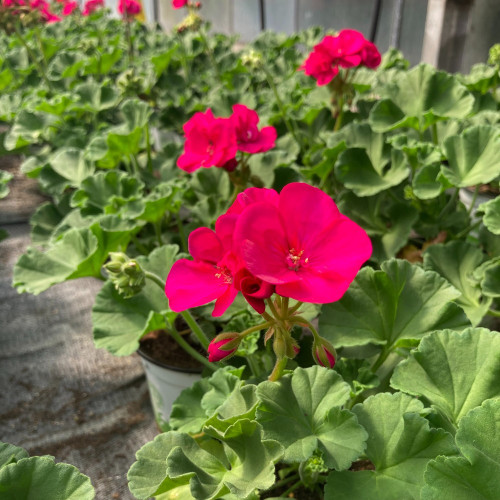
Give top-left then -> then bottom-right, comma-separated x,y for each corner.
130,154 -> 141,177
168,323 -> 216,371
268,356 -> 288,382
240,322 -> 272,338
453,220 -> 481,240
145,125 -> 153,173
282,479 -> 303,498
268,473 -> 300,491
288,316 -> 320,342
487,308 -> 500,318
467,185 -> 480,217
431,122 -> 439,145
131,234 -> 149,254
333,94 -> 344,131
288,301 -> 303,315
371,347 -> 390,373
124,19 -> 134,66
175,211 -> 188,253
181,310 -> 210,350
145,271 -> 210,351
266,298 -> 282,320
262,65 -> 303,148
439,187 -> 460,219
154,220 -> 164,247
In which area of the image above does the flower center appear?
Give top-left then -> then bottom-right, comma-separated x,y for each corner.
286,248 -> 309,271
206,143 -> 215,155
215,265 -> 233,284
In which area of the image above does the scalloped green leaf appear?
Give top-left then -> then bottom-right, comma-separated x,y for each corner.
334,123 -> 409,196
440,125 -> 500,187
369,64 -> 474,132
92,245 -> 179,356
127,432 -> 195,500
70,81 -> 118,113
0,169 -> 13,199
0,456 -> 94,499
422,399 -> 500,500
391,328 -> 500,426
319,259 -> 469,350
325,393 -> 457,500
423,240 -> 491,325
49,148 -> 94,187
0,442 -> 28,468
480,196 -> 500,235
256,366 -> 366,469
13,220 -> 131,295
167,420 -> 282,500
4,110 -> 53,150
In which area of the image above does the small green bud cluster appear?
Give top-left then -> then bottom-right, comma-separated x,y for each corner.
241,49 -> 262,68
176,12 -> 202,33
299,451 -> 328,487
104,252 -> 146,298
488,44 -> 500,67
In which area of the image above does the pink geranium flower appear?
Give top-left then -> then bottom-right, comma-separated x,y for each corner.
82,0 -> 103,15
172,0 -> 188,8
118,0 -> 141,16
234,183 -> 372,303
231,104 -> 277,154
177,109 -> 238,173
62,0 -> 78,15
300,29 -> 381,86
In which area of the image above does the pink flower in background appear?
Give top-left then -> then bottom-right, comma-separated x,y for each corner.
300,29 -> 381,85
177,109 -> 237,173
29,0 -> 48,9
62,0 -> 78,15
41,6 -> 61,22
234,183 -> 372,303
231,104 -> 277,154
82,0 -> 103,15
118,0 -> 141,16
172,0 -> 188,8
361,40 -> 382,69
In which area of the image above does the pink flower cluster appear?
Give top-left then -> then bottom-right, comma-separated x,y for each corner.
82,0 -> 103,15
177,105 -> 277,173
300,29 -> 381,86
165,183 -> 372,317
172,0 -> 187,8
118,0 -> 141,17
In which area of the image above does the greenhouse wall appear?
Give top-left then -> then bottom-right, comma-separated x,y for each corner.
154,0 -> 500,71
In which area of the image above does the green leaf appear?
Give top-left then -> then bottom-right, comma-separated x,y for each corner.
29,199 -> 70,245
127,432 -> 195,500
49,148 -> 94,187
423,241 -> 491,325
334,123 -> 409,196
474,258 -> 500,297
440,125 -> 500,187
167,420 -> 282,500
391,328 -> 500,427
71,81 -> 118,112
0,442 -> 28,468
422,399 -> 500,500
369,64 -> 474,132
4,110 -> 52,150
0,169 -> 13,199
325,392 -> 457,500
0,456 -> 94,499
256,366 -> 366,469
13,221 -> 131,295
319,259 -> 469,350
71,170 -> 144,218
92,245 -> 179,356
480,196 -> 500,235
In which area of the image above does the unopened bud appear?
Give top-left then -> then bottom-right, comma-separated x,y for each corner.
104,252 -> 146,298
241,49 -> 262,68
208,332 -> 241,362
488,43 -> 500,67
312,338 -> 336,369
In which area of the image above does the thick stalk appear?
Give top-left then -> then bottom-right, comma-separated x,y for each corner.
268,356 -> 288,382
168,324 -> 216,371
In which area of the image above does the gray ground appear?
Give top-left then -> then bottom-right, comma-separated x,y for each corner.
0,158 -> 157,499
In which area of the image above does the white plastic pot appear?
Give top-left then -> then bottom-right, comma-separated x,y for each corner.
459,188 -> 495,220
138,348 -> 201,431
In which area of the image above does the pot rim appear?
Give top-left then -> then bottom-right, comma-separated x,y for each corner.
137,346 -> 204,374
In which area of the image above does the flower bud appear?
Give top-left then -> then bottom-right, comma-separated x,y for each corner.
488,43 -> 500,67
312,338 -> 336,369
208,332 -> 241,362
241,49 -> 262,69
104,252 -> 146,298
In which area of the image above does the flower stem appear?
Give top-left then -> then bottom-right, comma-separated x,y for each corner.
180,310 -> 210,350
288,301 -> 303,315
144,270 -> 165,290
333,94 -> 344,131
431,122 -> 439,145
266,298 -> 282,320
288,316 -> 320,342
240,322 -> 272,338
262,65 -> 303,148
487,308 -> 500,318
282,479 -> 303,498
168,322 -> 216,371
371,347 -> 390,373
268,356 -> 288,382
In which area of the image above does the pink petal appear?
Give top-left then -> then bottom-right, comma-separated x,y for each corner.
234,203 -> 297,284
212,285 -> 238,317
215,214 -> 238,252
278,183 -> 340,252
226,187 -> 279,215
165,259 -> 228,312
238,126 -> 277,154
188,227 -> 223,263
